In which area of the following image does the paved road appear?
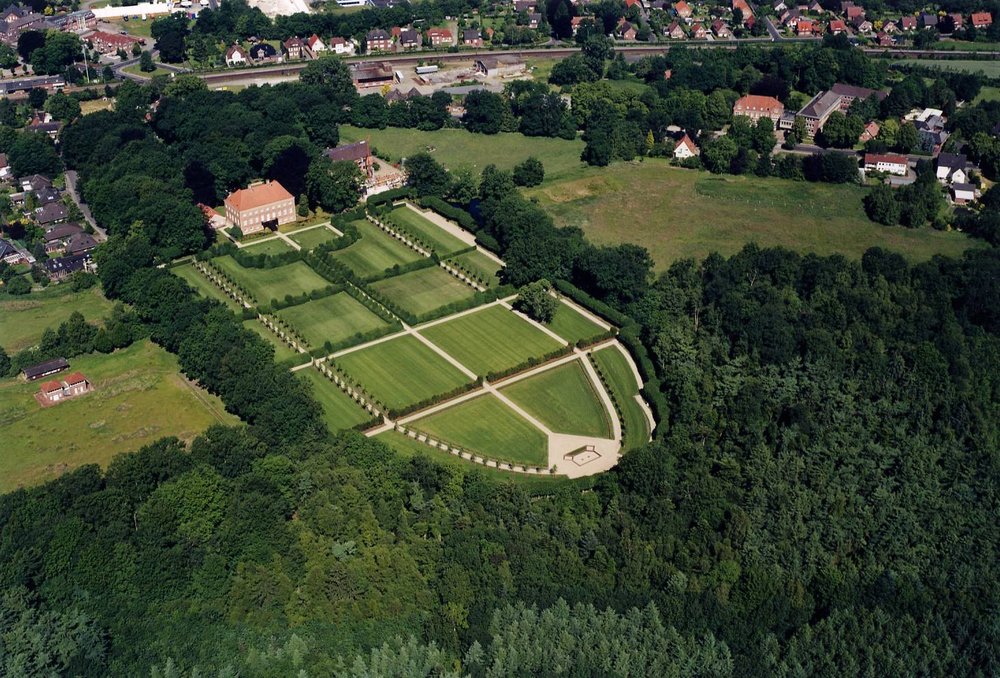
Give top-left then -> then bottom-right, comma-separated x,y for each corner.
64,170 -> 105,241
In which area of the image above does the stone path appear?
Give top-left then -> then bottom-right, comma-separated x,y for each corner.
230,221 -> 339,250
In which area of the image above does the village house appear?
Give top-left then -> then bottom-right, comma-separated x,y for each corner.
937,152 -> 969,185
44,252 -> 93,281
971,11 -> 992,28
796,19 -> 816,36
711,19 -> 732,37
224,180 -> 295,235
900,16 -> 917,30
328,36 -> 354,55
248,42 -> 279,64
427,27 -> 452,46
864,153 -> 908,176
673,0 -> 692,17
366,29 -> 393,52
876,31 -> 894,46
38,372 -> 91,405
733,0 -> 753,21
691,22 -> 708,38
64,232 -> 98,257
225,43 -> 248,66
845,4 -> 864,20
22,357 -> 69,382
951,183 -> 977,204
0,153 -> 9,180
306,34 -> 327,54
882,20 -> 898,32
619,20 -> 638,40
513,0 -> 536,12
324,140 -> 375,180
462,28 -> 483,46
0,237 -> 23,264
665,20 -> 686,38
21,174 -> 52,193
673,134 -> 699,159
282,37 -> 306,60
828,18 -> 845,34
852,16 -> 872,32
35,202 -> 68,226
27,112 -> 61,139
528,12 -> 542,29
859,121 -> 880,143
733,94 -> 784,123
398,28 -> 421,49
43,223 -> 84,254
87,30 -> 144,55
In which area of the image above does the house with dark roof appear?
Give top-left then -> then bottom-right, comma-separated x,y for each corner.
43,223 -> 83,253
35,202 -> 68,226
22,357 -> 69,381
936,152 -> 969,185
44,252 -> 92,281
711,19 -> 732,37
64,232 -> 98,256
462,28 -> 483,46
398,28 -> 421,49
249,42 -> 279,63
324,140 -> 374,179
282,37 -> 306,60
366,29 -> 392,52
20,174 -> 52,192
0,237 -> 19,263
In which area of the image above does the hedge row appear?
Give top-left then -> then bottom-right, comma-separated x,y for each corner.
304,252 -> 350,286
342,284 -> 400,325
475,231 -> 502,254
410,284 -> 515,326
576,328 -> 617,349
315,224 -> 360,254
553,279 -> 629,327
362,256 -> 437,284
617,324 -> 667,431
366,186 -> 414,209
418,196 -> 477,231
308,321 -> 402,359
232,248 -> 304,269
484,344 -> 575,383
385,378 -> 482,420
265,284 -> 341,312
587,352 -> 630,444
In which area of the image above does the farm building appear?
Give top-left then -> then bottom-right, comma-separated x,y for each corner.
22,357 -> 70,381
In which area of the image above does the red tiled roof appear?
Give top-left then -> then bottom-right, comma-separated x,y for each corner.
41,380 -> 63,394
734,94 -> 783,114
865,153 -> 907,165
64,371 -> 87,385
224,181 -> 293,212
972,11 -> 992,25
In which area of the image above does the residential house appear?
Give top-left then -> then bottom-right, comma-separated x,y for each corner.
859,121 -> 880,142
385,86 -> 421,102
22,357 -> 69,382
306,34 -> 327,54
33,186 -> 61,205
0,4 -> 26,24
21,174 -> 52,192
35,202 -> 68,226
324,140 -> 375,180
876,31 -> 894,46
398,28 -> 421,49
426,27 -> 452,46
87,30 -> 143,55
528,12 -> 542,29
328,36 -> 354,54
223,180 -> 295,235
38,372 -> 91,405
845,5 -> 864,20
949,12 -> 963,28
773,0 -> 787,11
673,134 -> 699,159
64,232 -> 98,256
796,19 -> 816,35
475,56 -> 526,77
620,20 -> 638,40
366,29 -> 393,52
463,28 -> 483,46
919,12 -> 938,28
0,75 -> 63,96
26,112 -> 61,139
972,11 -> 992,28
514,0 -> 536,11
282,37 -> 306,60
882,20 -> 898,33
712,19 -> 732,37
937,152 -> 968,184
691,22 -> 707,38
0,237 -> 21,264
951,183 -> 977,204
44,252 -> 92,281
0,153 -> 9,179
248,42 -> 279,63
733,94 -> 784,123
808,1 -> 823,12
665,20 -> 686,38
225,43 -> 248,66
900,16 -> 917,30
733,0 -> 753,21
828,18 -> 846,34
673,0 -> 692,17
570,16 -> 585,35
864,153 -> 908,176
42,223 -> 84,254
852,16 -> 872,32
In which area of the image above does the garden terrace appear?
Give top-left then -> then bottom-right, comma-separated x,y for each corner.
330,220 -> 425,279
386,205 -> 469,256
276,292 -> 394,350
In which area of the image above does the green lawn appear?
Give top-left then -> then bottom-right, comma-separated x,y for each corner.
277,292 -> 391,349
0,286 -> 116,353
172,263 -> 243,312
298,368 -> 374,431
529,161 -> 980,271
419,304 -> 564,376
340,126 -> 587,184
241,238 -> 295,256
369,266 -> 478,317
881,58 -> 1000,77
500,360 -> 612,438
331,220 -> 424,279
930,40 -> 1000,51
212,256 -> 331,305
448,249 -> 504,287
387,206 -> 469,256
241,319 -> 300,362
288,226 -> 339,251
0,340 -> 237,493
333,334 -> 472,411
546,302 -> 608,344
591,346 -> 651,452
409,393 -> 549,466
974,86 -> 1000,104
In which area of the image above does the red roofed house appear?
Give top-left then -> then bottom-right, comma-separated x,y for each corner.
733,94 -> 784,123
620,20 -> 638,40
673,134 -> 700,159
328,36 -> 354,55
829,19 -> 846,33
306,34 -> 327,55
88,31 -> 144,55
864,153 -> 908,176
283,37 -> 305,60
900,16 -> 917,30
225,43 -> 248,67
426,27 -> 452,46
673,0 -> 692,17
733,0 -> 754,20
860,121 -> 880,142
972,11 -> 992,28
38,372 -> 91,405
665,20 -> 686,38
845,5 -> 864,19
712,19 -> 733,37
797,19 -> 815,35
224,181 -> 296,235
691,22 -> 708,38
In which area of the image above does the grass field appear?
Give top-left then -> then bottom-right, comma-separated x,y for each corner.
500,360 -> 612,438
881,58 -> 1000,77
529,161 -> 980,270
930,40 -> 1000,51
241,238 -> 295,256
298,368 -> 373,431
80,99 -> 113,115
974,86 -> 1000,104
410,393 -> 549,465
213,256 -> 331,305
388,206 -> 469,255
334,334 -> 472,410
276,292 -> 391,348
448,249 -> 503,287
370,266 -> 478,317
289,226 -> 338,251
419,304 -> 564,375
591,346 -> 651,452
340,126 -> 587,183
546,302 -> 608,344
0,340 -> 237,492
331,221 -> 424,278
172,263 -> 243,312
241,319 -> 300,362
0,286 -> 116,353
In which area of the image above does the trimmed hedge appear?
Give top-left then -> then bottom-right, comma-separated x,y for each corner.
232,248 -> 304,269
366,186 -> 413,209
385,378 -> 482,420
484,344 -> 576,383
266,284 -> 341,312
419,196 -> 478,231
363,256 -> 437,284
576,329 -> 617,349
553,279 -> 629,327
475,231 -> 502,254
308,321 -> 403,358
617,324 -> 668,431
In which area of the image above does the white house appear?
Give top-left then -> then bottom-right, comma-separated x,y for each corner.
936,152 -> 968,185
673,134 -> 699,159
864,153 -> 908,176
225,44 -> 248,67
951,183 -> 977,204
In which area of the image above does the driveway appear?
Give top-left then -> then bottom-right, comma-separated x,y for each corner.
64,170 -> 106,241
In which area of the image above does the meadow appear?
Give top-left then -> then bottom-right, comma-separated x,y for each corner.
331,220 -> 424,278
418,304 -> 564,375
529,160 -> 980,270
545,302 -> 608,345
500,360 -> 612,438
590,346 -> 651,452
0,341 -> 237,492
370,266 -> 478,317
410,393 -> 549,466
298,367 -> 373,431
387,206 -> 469,255
333,334 -> 472,411
0,286 -> 116,352
277,292 -> 390,348
213,256 -> 331,305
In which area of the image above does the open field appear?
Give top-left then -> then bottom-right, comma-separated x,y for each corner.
448,249 -> 503,287
241,319 -> 300,362
0,340 -> 237,493
974,86 -> 1000,103
388,206 -> 468,255
277,292 -> 390,348
0,286 -> 116,353
529,161 -> 981,270
930,40 -> 1000,51
419,304 -> 564,375
334,334 -> 472,410
213,256 -> 331,304
410,393 -> 548,465
340,126 -> 587,183
298,368 -> 373,431
591,346 -> 650,452
241,238 -> 294,256
172,263 -> 243,312
331,220 -> 423,278
370,266 -> 478,317
289,226 -> 338,250
80,98 -> 114,115
546,302 -> 607,344
883,58 -> 1000,77
500,360 -> 612,438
